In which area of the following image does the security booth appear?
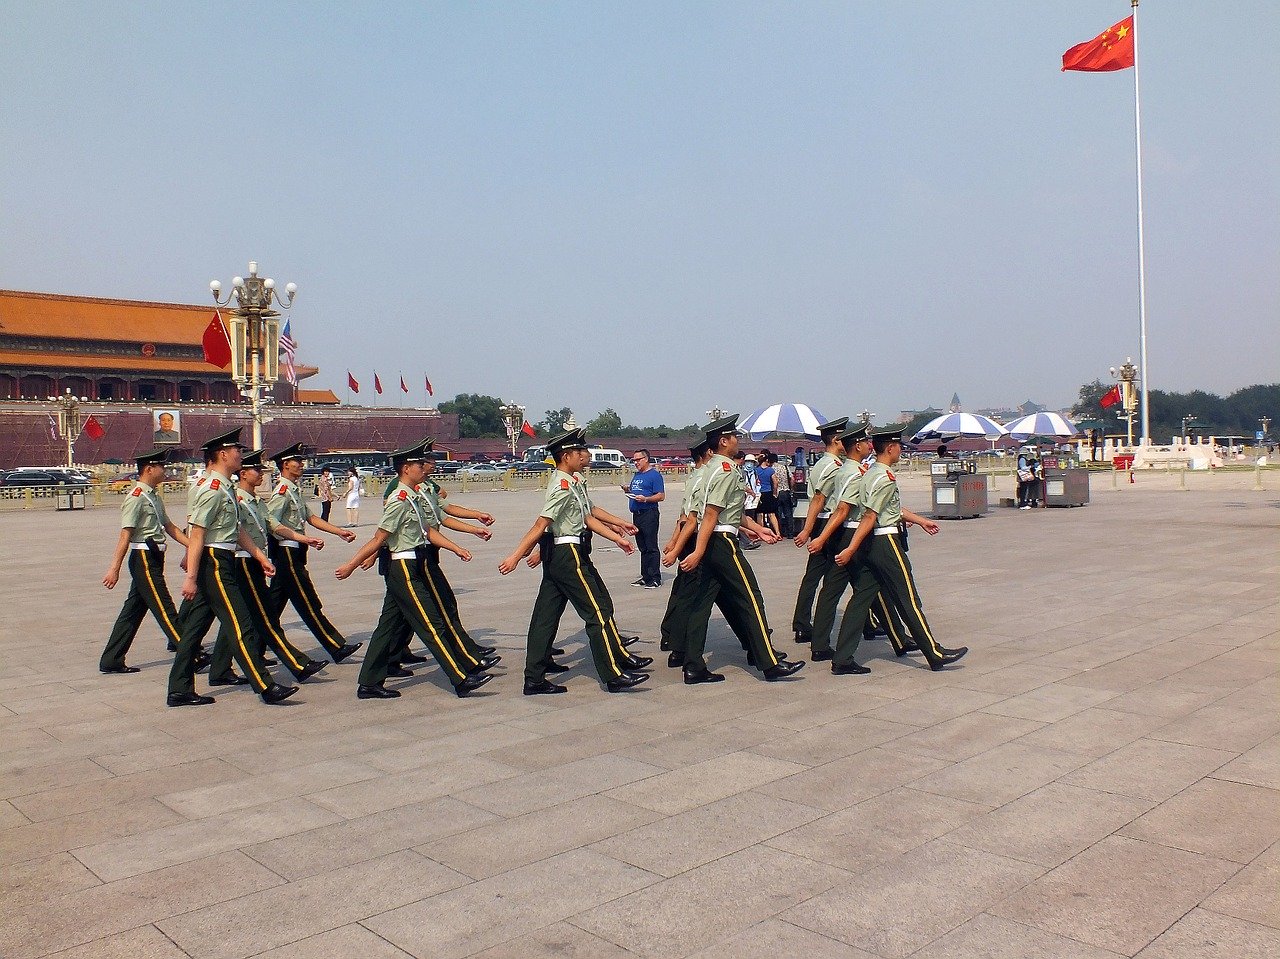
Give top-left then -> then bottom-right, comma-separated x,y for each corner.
1040,455 -> 1090,507
930,460 -> 988,519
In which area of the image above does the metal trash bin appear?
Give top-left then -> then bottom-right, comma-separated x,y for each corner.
930,462 -> 988,519
1042,467 -> 1090,507
55,488 -> 87,511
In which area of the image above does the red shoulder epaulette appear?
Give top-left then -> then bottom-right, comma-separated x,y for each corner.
277,484 -> 288,495
859,464 -> 868,474
397,489 -> 409,500
131,487 -> 142,497
560,478 -> 570,489
210,478 -> 220,490
722,462 -> 732,471
887,470 -> 896,481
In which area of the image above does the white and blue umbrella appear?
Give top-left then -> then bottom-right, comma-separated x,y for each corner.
911,412 -> 1008,442
1003,411 -> 1080,440
740,403 -> 829,440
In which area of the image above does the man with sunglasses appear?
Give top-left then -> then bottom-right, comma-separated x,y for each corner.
621,448 -> 665,589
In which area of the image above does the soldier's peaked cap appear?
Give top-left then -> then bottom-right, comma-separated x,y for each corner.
871,426 -> 904,443
688,439 -> 710,459
135,448 -> 169,468
703,414 -> 739,442
839,424 -> 870,444
201,428 -> 246,457
818,416 -> 850,437
240,449 -> 266,469
547,428 -> 589,456
270,442 -> 306,465
391,440 -> 431,468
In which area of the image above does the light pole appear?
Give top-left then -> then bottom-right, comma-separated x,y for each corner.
858,409 -> 875,428
49,389 -> 87,467
1261,416 -> 1272,443
1181,414 -> 1197,439
209,261 -> 297,451
499,402 -> 526,458
704,406 -> 725,424
1109,358 -> 1140,448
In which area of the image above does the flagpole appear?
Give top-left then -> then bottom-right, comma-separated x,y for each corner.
1131,0 -> 1150,446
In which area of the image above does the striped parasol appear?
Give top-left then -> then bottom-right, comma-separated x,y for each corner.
911,412 -> 1008,442
739,403 -> 829,440
1003,412 -> 1080,439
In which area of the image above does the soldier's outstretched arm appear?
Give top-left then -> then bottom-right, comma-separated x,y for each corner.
444,503 -> 494,525
499,517 -> 551,574
336,529 -> 390,579
443,516 -> 491,540
162,520 -> 191,549
427,525 -> 472,562
103,528 -> 132,588
679,504 -> 720,572
901,508 -> 940,535
307,513 -> 358,542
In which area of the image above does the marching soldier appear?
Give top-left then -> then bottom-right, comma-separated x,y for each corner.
791,416 -> 849,643
266,443 -> 362,663
335,440 -> 494,700
804,425 -> 917,661
167,429 -> 298,706
498,428 -> 649,695
678,415 -> 803,684
830,427 -> 969,673
99,448 -> 189,673
658,440 -> 711,652
205,450 -> 328,685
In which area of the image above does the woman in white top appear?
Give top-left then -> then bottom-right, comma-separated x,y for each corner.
343,467 -> 362,526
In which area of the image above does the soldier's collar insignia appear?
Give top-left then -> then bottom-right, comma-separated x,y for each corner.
210,478 -> 220,490
131,487 -> 142,496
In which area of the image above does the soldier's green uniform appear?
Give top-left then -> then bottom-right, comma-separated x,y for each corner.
100,452 -> 184,671
168,442 -> 277,698
791,419 -> 848,639
658,448 -> 709,650
266,471 -> 348,656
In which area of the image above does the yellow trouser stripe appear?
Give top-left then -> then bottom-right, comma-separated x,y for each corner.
569,546 -> 621,675
399,561 -> 464,681
886,537 -> 941,657
284,548 -> 340,646
876,591 -> 905,652
423,566 -> 479,666
139,552 -> 181,644
242,561 -> 304,671
211,555 -> 267,688
724,534 -> 777,667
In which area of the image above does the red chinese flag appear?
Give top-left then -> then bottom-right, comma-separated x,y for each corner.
348,371 -> 360,394
425,375 -> 434,397
374,372 -> 383,395
400,375 -> 408,393
83,415 -> 105,440
202,311 -> 232,369
1062,16 -> 1135,72
521,420 -> 536,437
1100,385 -> 1123,409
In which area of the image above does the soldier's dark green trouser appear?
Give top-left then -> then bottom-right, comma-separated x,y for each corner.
833,533 -> 946,667
791,516 -> 831,634
360,558 -> 470,689
268,541 -> 346,655
391,547 -> 482,667
662,537 -> 753,656
101,547 -> 185,670
811,529 -> 912,655
169,548 -> 274,694
524,541 -> 626,685
210,559 -> 312,680
682,532 -> 782,672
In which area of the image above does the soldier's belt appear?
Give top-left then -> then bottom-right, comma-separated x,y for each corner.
235,550 -> 252,559
713,524 -> 738,534
390,550 -> 420,560
277,539 -> 302,549
816,511 -> 832,519
207,542 -> 237,551
553,535 -> 581,545
842,519 -> 861,528
130,542 -> 165,552
874,527 -> 899,536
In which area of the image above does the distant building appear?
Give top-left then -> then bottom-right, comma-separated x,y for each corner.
949,392 -> 962,413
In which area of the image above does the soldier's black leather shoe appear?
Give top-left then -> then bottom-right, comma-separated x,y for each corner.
810,649 -> 833,662
523,680 -> 568,695
620,635 -> 641,647
166,641 -> 179,652
550,646 -> 566,655
208,673 -> 249,686
477,645 -> 497,656
763,660 -> 805,681
929,647 -> 969,671
832,661 -> 871,675
622,654 -> 653,670
544,660 -> 570,673
455,673 -> 493,697
667,651 -> 685,668
605,672 -> 649,692
478,654 -> 502,669
659,637 -> 671,651
299,660 -> 326,681
894,641 -> 921,658
357,683 -> 400,699
331,642 -> 363,664
387,665 -> 414,678
263,656 -> 278,666
683,666 -> 725,685
193,650 -> 212,672
167,691 -> 215,707
261,683 -> 298,704
793,630 -> 811,644
400,651 -> 429,664
100,665 -> 140,674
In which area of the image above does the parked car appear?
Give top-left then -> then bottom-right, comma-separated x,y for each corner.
0,470 -> 90,494
459,464 -> 504,477
108,472 -> 141,492
434,461 -> 464,475
514,461 -> 553,473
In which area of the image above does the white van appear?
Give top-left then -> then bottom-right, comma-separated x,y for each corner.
589,448 -> 628,468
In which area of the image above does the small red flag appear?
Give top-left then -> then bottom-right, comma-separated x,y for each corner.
522,420 -> 536,437
83,415 -> 105,440
400,375 -> 408,393
374,372 -> 383,395
1062,16 -> 1135,73
1100,385 -> 1123,409
348,371 -> 360,394
425,375 -> 434,397
202,311 -> 232,369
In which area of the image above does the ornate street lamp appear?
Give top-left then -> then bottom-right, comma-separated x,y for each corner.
1181,414 -> 1197,439
499,402 -> 526,458
48,388 -> 88,467
209,261 -> 297,450
1109,358 -> 1140,448
704,406 -> 725,424
858,409 -> 875,428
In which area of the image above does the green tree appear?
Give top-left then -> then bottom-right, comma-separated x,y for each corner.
1072,379 -> 1110,419
587,408 -> 623,434
438,393 -> 507,438
538,407 -> 572,435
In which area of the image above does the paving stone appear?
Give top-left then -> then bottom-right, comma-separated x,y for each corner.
1201,838 -> 1280,930
466,921 -> 639,958
1212,732 -> 1280,790
980,682 -> 1118,723
1149,700 -> 1280,753
459,754 -> 665,818
1121,777 -> 1280,863
910,913 -> 1126,959
892,712 -> 1045,763
747,715 -> 917,766
910,740 -> 1088,807
40,924 -> 191,959
1133,907 -> 1280,959
305,755 -> 519,818
157,756 -> 382,819
757,745 -> 949,811
1062,738 -> 1237,802
249,923 -> 415,958
602,751 -> 807,815
1,851 -> 102,906
0,798 -> 185,868
862,686 -> 1008,727
476,720 -> 666,771
684,918 -> 880,958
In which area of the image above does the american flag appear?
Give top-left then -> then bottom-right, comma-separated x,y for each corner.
280,318 -> 298,386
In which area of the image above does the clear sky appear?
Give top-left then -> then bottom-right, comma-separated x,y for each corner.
2,1 -> 1276,427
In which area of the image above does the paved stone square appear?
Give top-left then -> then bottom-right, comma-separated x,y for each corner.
2,475 -> 1277,958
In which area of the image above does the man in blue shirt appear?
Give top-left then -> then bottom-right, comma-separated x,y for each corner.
622,449 -> 665,588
